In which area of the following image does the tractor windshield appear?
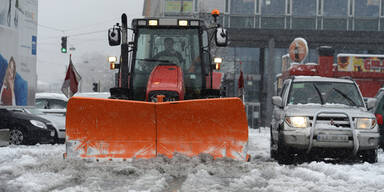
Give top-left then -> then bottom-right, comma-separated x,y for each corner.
132,28 -> 203,100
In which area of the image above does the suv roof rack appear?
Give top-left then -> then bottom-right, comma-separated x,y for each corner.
339,76 -> 353,80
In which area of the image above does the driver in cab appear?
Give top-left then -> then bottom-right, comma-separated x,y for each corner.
153,38 -> 184,66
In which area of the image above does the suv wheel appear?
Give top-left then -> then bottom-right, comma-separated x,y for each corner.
361,149 -> 378,163
276,134 -> 294,165
10,128 -> 26,145
270,127 -> 277,159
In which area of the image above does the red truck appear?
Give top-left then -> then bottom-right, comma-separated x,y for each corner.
277,38 -> 384,97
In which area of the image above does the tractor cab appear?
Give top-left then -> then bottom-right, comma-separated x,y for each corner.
131,19 -> 210,101
108,13 -> 227,101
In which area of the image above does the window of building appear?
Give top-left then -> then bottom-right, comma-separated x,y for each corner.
291,17 -> 316,29
231,0 -> 255,14
355,18 -> 379,31
323,0 -> 348,17
256,0 -> 260,14
164,0 -> 194,14
349,0 -> 353,16
323,18 -> 348,30
230,16 -> 255,28
261,0 -> 285,16
292,0 -> 316,16
355,0 -> 379,17
198,0 -> 226,13
381,0 -> 384,16
260,16 -> 285,28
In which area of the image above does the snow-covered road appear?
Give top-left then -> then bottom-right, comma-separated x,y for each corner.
1,128 -> 384,192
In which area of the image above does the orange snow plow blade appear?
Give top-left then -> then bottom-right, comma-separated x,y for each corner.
65,97 -> 248,161
65,97 -> 157,160
156,98 -> 249,160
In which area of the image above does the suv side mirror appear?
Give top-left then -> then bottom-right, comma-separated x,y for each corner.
366,98 -> 377,110
215,28 -> 228,47
108,27 -> 121,46
272,96 -> 283,108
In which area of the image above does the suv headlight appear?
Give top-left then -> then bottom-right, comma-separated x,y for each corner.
285,116 -> 308,128
356,118 -> 376,129
30,120 -> 47,129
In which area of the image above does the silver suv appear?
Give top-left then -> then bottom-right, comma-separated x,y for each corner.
271,76 -> 379,164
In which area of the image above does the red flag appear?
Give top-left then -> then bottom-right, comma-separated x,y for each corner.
61,55 -> 81,98
238,71 -> 244,89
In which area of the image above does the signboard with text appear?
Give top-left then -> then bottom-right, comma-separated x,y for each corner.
337,54 -> 384,72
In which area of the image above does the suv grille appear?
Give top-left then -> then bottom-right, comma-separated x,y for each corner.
309,115 -> 351,128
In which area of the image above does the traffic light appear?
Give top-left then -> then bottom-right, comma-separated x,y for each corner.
61,36 -> 67,53
92,82 -> 98,92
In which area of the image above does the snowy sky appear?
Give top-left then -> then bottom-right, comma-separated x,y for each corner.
37,0 -> 144,85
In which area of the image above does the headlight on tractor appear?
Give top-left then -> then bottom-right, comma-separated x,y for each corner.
356,118 -> 376,129
30,120 -> 47,129
285,116 -> 308,128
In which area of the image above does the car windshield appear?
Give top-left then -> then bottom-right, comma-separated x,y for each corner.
288,81 -> 364,107
35,99 -> 67,109
25,108 -> 45,115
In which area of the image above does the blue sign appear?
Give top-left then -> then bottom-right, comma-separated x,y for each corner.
32,36 -> 37,55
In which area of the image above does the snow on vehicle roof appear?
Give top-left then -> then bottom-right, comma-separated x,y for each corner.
35,93 -> 68,101
74,92 -> 110,98
293,76 -> 354,83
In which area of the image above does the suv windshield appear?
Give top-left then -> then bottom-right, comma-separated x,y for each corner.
132,28 -> 203,100
288,81 -> 364,107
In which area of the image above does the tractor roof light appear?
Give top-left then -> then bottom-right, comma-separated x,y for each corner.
178,20 -> 188,26
211,9 -> 220,23
148,20 -> 158,26
137,20 -> 147,26
211,9 -> 220,17
190,20 -> 200,26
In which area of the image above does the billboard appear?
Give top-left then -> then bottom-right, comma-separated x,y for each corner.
337,54 -> 384,72
0,0 -> 37,106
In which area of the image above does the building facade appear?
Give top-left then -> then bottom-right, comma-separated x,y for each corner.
143,0 -> 384,127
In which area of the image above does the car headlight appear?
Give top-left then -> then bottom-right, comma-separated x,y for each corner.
285,116 -> 308,128
30,120 -> 47,129
356,118 -> 376,129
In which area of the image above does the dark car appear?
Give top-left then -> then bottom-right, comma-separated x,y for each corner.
373,91 -> 384,149
0,108 -> 56,145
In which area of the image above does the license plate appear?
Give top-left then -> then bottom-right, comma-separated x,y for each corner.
51,131 -> 55,137
317,135 -> 348,142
